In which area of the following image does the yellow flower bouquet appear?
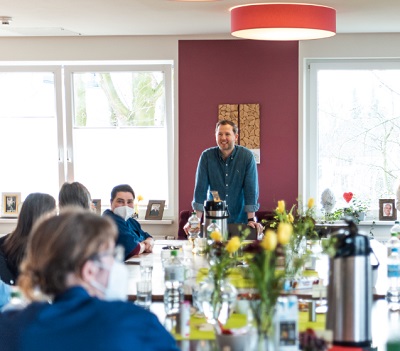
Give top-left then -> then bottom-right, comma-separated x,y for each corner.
270,198 -> 318,279
198,231 -> 248,326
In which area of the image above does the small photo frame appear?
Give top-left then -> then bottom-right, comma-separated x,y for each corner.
1,192 -> 21,218
91,199 -> 102,215
145,200 -> 165,220
379,199 -> 397,221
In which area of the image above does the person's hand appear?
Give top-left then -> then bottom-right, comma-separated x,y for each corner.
143,238 -> 154,253
248,221 -> 264,239
138,242 -> 146,254
183,222 -> 190,236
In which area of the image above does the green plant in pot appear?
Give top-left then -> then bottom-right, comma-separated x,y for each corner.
325,192 -> 369,224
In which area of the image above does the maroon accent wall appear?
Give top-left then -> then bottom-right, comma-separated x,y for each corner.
178,39 -> 298,214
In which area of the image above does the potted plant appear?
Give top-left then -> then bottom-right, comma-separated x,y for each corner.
324,193 -> 369,224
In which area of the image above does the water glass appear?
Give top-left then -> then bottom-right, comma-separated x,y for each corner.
161,250 -> 171,267
135,281 -> 152,310
140,259 -> 153,281
194,237 -> 207,256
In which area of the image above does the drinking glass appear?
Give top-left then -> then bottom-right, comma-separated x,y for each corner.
135,281 -> 152,310
140,259 -> 153,282
194,237 -> 207,256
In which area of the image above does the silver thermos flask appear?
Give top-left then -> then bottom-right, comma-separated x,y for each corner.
203,199 -> 229,240
326,219 -> 372,347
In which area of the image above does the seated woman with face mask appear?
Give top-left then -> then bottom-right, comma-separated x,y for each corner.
0,210 -> 178,351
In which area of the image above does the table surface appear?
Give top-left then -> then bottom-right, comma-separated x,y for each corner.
125,239 -> 389,302
127,239 -> 392,350
149,299 -> 390,351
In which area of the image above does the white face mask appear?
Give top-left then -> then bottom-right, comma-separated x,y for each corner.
113,206 -> 134,221
90,261 -> 129,301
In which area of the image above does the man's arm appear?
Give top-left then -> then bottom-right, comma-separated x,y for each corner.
242,151 -> 263,233
243,150 -> 260,214
192,151 -> 210,212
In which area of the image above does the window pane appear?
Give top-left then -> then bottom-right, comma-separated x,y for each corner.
72,72 -> 165,127
315,67 -> 400,210
0,72 -> 59,199
0,72 -> 55,118
71,70 -> 169,206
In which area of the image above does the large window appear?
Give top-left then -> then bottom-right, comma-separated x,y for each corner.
0,63 -> 173,216
306,61 -> 400,218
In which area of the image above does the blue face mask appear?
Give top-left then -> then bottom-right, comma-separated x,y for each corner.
113,206 -> 134,221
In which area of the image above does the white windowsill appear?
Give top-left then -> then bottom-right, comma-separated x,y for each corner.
0,218 -> 173,225
137,219 -> 173,225
0,218 -> 17,224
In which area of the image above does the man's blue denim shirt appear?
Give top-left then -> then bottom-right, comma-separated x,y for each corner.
192,145 -> 259,224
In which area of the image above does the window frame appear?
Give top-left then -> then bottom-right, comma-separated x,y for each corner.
304,59 -> 400,216
0,62 -> 174,218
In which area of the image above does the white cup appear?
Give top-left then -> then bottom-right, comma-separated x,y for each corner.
135,281 -> 152,310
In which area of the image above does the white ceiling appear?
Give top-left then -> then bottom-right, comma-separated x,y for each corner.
0,0 -> 398,37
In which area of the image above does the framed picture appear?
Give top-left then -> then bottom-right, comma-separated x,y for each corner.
91,199 -> 102,215
379,199 -> 397,221
1,192 -> 21,218
145,200 -> 165,220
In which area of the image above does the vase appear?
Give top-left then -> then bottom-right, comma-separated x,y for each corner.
248,301 -> 276,351
215,330 -> 251,351
251,328 -> 275,351
197,277 -> 237,325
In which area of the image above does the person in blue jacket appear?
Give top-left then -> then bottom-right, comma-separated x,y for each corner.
0,280 -> 10,308
103,184 -> 154,259
0,209 -> 179,351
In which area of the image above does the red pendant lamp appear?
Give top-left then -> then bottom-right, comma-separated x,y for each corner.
230,3 -> 336,41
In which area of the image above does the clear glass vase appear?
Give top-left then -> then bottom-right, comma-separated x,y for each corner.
249,301 -> 276,351
253,330 -> 274,351
198,277 -> 237,325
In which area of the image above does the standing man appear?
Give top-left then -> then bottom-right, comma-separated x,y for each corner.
103,184 -> 154,259
185,120 -> 262,234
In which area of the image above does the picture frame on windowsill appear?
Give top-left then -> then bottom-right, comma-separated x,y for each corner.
379,198 -> 397,221
145,200 -> 165,220
91,199 -> 102,215
1,192 -> 21,218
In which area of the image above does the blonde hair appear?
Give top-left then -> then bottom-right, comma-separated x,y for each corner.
18,209 -> 117,300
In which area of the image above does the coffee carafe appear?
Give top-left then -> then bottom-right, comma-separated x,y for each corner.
326,218 -> 373,347
203,191 -> 229,240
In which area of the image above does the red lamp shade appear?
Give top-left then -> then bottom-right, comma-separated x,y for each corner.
230,3 -> 336,41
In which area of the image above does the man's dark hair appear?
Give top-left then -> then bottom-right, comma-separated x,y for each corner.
215,120 -> 238,134
110,184 -> 135,201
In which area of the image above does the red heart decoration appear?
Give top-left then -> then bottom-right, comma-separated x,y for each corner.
343,192 -> 353,203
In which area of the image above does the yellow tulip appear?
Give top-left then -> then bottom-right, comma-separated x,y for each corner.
307,198 -> 315,209
261,230 -> 278,251
276,200 -> 285,214
277,222 -> 293,245
226,236 -> 241,254
288,213 -> 294,223
137,195 -> 144,202
210,231 -> 223,242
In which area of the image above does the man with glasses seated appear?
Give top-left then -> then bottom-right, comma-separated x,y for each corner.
103,184 -> 154,260
0,210 -> 178,351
